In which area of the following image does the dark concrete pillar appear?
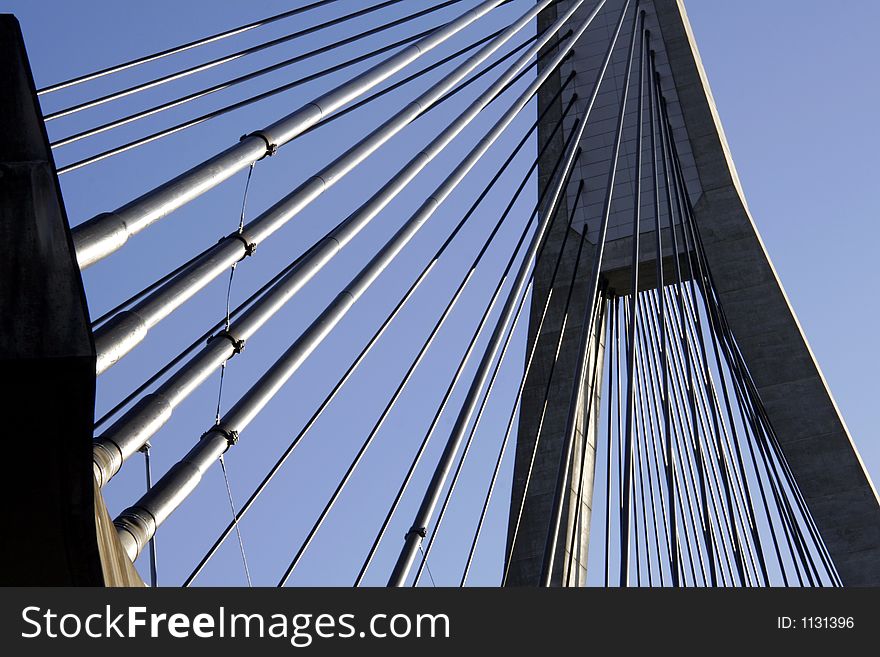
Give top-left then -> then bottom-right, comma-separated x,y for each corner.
0,15 -> 140,585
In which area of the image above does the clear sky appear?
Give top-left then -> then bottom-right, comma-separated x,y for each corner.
5,0 -> 877,586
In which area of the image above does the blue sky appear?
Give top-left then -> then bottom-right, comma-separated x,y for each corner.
5,0 -> 877,586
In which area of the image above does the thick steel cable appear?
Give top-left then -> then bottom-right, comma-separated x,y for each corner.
69,0 -> 521,270
637,292 -> 703,585
86,27 -> 551,335
52,0 -> 495,150
656,108 -> 746,586
416,180 -> 588,587
646,44 -> 678,587
371,123 -> 583,588
459,182 -> 589,586
88,0 -> 572,377
37,0 -> 341,95
538,3 -> 642,588
92,33 -> 572,491
273,88 -> 576,587
657,283 -> 737,585
112,6 -> 585,561
45,0 -> 416,121
188,104 -> 576,588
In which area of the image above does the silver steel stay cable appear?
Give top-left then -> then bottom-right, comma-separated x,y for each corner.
112,0 -> 585,562
92,31 -> 569,495
51,0 -> 486,151
44,0 -> 414,121
184,95 -> 575,587
88,0 -> 560,376
459,172 -> 587,587
37,0 -> 341,95
87,27 -> 539,336
71,0 -> 514,270
385,3 -> 609,580
415,180 -> 587,587
537,3 -> 642,588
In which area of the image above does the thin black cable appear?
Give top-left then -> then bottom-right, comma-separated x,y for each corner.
643,290 -> 710,584
603,295 -> 617,586
631,296 -> 666,585
51,0 -> 477,148
90,31 -> 559,432
37,0 -> 341,95
140,442 -> 158,587
185,75 -> 578,588
359,130 -> 583,588
85,26 -> 535,330
632,302 -> 674,585
57,17 -> 563,174
460,199 -> 589,585
275,87 -> 571,589
538,4 -> 642,588
637,291 -> 701,585
417,180 -> 587,587
44,0 -> 419,121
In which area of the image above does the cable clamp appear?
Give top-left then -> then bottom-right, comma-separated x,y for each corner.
209,329 -> 246,354
406,526 -> 427,540
242,131 -> 278,158
209,427 -> 239,448
231,232 -> 257,258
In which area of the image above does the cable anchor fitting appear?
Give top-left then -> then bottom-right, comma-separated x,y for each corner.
242,131 -> 278,158
208,427 -> 239,448
209,329 -> 246,354
406,526 -> 427,540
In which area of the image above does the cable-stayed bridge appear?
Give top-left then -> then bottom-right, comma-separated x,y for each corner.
1,0 -> 877,587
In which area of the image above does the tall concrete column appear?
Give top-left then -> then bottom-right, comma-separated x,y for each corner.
505,3 -> 606,585
0,15 -> 142,586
